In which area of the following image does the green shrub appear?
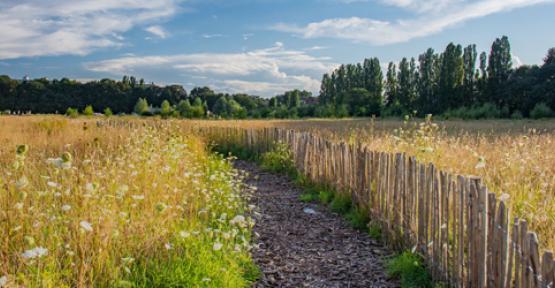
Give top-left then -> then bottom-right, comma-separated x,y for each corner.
530,102 -> 553,119
82,105 -> 94,116
318,189 -> 334,204
300,193 -> 318,202
259,143 -> 296,176
346,208 -> 369,230
65,107 -> 79,118
368,222 -> 382,240
387,251 -> 432,288
103,107 -> 113,117
330,193 -> 351,214
511,110 -> 523,119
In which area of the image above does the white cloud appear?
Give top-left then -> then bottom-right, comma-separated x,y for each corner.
0,0 -> 180,59
145,25 -> 169,39
202,33 -> 224,39
274,0 -> 554,45
85,43 -> 335,96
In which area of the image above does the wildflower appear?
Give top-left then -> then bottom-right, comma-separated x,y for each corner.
85,183 -> 96,193
0,275 -> 8,287
22,247 -> 48,259
14,203 -> 23,210
16,176 -> 29,189
179,230 -> 191,238
164,243 -> 173,250
61,204 -> 72,212
79,221 -> 93,232
47,181 -> 60,188
131,195 -> 145,201
230,215 -> 246,227
212,242 -> 223,251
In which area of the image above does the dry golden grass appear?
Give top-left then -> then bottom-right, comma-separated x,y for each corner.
186,117 -> 555,251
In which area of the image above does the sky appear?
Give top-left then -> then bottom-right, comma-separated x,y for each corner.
0,0 -> 554,97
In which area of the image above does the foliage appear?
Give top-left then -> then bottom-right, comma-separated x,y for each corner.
367,222 -> 382,240
387,251 -> 433,288
103,107 -> 113,117
330,193 -> 352,214
160,100 -> 172,118
82,105 -> 94,116
530,102 -> 554,119
259,143 -> 296,177
345,208 -> 369,231
133,98 -> 150,115
65,107 -> 78,118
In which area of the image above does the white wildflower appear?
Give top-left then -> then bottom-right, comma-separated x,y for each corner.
79,221 -> 93,232
14,203 -> 23,210
131,195 -> 145,201
16,176 -> 29,189
61,204 -> 72,212
85,183 -> 95,193
212,242 -> 223,251
22,247 -> 48,259
179,231 -> 190,238
0,275 -> 8,287
164,243 -> 173,250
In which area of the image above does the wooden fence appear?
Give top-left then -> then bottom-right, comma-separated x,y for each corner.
198,126 -> 555,288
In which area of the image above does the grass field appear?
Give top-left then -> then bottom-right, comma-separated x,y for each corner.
188,117 -> 555,252
0,116 -> 257,287
2,115 -> 555,286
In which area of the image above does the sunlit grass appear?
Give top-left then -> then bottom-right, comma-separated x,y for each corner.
187,117 -> 555,251
0,116 -> 257,287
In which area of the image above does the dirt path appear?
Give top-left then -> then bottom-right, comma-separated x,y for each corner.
236,161 -> 399,288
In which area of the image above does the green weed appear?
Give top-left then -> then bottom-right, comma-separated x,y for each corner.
386,251 -> 433,288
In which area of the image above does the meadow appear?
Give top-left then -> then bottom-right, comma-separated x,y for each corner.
2,115 -> 555,286
0,116 -> 257,287
188,117 -> 555,252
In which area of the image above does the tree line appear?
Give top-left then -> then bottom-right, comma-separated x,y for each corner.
320,36 -> 555,119
1,36 -> 554,119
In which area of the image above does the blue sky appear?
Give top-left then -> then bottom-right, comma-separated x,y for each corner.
0,0 -> 554,97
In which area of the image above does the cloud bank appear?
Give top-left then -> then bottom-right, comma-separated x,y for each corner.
0,0 -> 179,59
85,43 -> 335,96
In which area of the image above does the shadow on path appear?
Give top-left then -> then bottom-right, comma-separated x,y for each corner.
236,161 -> 399,288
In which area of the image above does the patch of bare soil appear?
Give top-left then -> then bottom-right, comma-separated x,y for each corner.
236,161 -> 399,288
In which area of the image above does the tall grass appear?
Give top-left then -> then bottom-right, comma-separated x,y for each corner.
0,117 -> 257,287
186,117 -> 555,251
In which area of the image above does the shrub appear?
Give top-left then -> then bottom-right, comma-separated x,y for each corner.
368,222 -> 382,240
346,208 -> 369,230
330,193 -> 351,214
82,105 -> 94,116
103,107 -> 113,117
387,251 -> 433,288
319,189 -> 334,204
259,143 -> 296,176
160,100 -> 172,118
134,98 -> 150,115
530,102 -> 553,119
65,107 -> 79,118
511,110 -> 523,119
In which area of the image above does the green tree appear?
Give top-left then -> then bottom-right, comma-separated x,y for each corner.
463,44 -> 478,105
385,62 -> 399,109
488,36 -> 512,105
134,98 -> 149,115
439,43 -> 464,111
418,48 -> 437,115
103,107 -> 113,117
82,105 -> 94,116
160,100 -> 172,118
